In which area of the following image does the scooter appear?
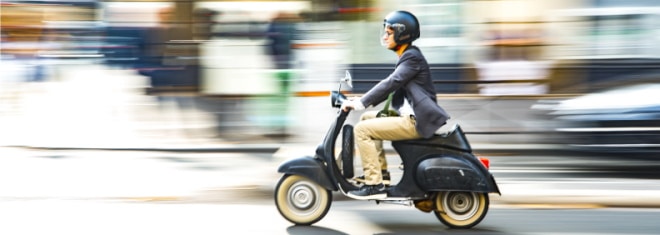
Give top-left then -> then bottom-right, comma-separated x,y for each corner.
275,71 -> 500,229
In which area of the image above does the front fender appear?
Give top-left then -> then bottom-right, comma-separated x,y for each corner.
416,155 -> 500,194
277,156 -> 337,191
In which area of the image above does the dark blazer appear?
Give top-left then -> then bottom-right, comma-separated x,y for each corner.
359,46 -> 450,138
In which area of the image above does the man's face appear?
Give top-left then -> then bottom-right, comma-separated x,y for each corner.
382,27 -> 397,50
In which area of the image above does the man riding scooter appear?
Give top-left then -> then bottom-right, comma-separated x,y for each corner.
341,10 -> 451,200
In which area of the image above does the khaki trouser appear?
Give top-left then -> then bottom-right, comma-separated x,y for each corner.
355,111 -> 421,185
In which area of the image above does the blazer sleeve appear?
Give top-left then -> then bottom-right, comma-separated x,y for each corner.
359,52 -> 422,108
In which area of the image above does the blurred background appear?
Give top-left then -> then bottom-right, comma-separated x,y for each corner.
4,2 -> 660,233
2,0 -> 659,153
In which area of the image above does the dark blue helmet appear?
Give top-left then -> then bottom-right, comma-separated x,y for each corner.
383,10 -> 420,44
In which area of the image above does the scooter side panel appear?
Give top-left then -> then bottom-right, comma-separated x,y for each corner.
278,156 -> 338,191
416,156 -> 499,193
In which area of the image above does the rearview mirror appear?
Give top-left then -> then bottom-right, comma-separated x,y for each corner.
342,70 -> 353,88
332,71 -> 352,108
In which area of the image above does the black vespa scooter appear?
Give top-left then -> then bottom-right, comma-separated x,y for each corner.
275,72 -> 500,228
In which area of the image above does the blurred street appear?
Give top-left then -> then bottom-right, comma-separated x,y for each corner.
2,199 -> 660,235
2,146 -> 660,207
2,147 -> 660,234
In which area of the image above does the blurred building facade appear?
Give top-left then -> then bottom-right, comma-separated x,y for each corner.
3,0 -> 660,141
5,0 -> 660,95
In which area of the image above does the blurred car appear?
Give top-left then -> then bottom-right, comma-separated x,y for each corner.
538,83 -> 660,153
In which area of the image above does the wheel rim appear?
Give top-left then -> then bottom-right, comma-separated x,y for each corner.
288,181 -> 319,212
275,175 -> 331,225
443,192 -> 478,221
434,192 -> 488,228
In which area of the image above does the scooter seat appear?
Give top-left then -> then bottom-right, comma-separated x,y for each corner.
394,124 -> 472,152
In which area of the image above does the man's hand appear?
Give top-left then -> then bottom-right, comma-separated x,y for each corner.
341,98 -> 365,112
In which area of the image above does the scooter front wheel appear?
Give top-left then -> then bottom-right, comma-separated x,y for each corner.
434,192 -> 489,229
275,174 -> 332,225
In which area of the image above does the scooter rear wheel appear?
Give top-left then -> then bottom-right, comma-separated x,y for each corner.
275,174 -> 332,225
434,192 -> 489,229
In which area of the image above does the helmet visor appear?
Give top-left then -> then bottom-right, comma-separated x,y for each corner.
380,24 -> 393,46
381,22 -> 406,46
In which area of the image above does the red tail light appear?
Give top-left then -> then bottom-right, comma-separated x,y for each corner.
479,157 -> 490,169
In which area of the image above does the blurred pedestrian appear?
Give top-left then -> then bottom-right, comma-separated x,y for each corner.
266,12 -> 299,95
263,12 -> 300,137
